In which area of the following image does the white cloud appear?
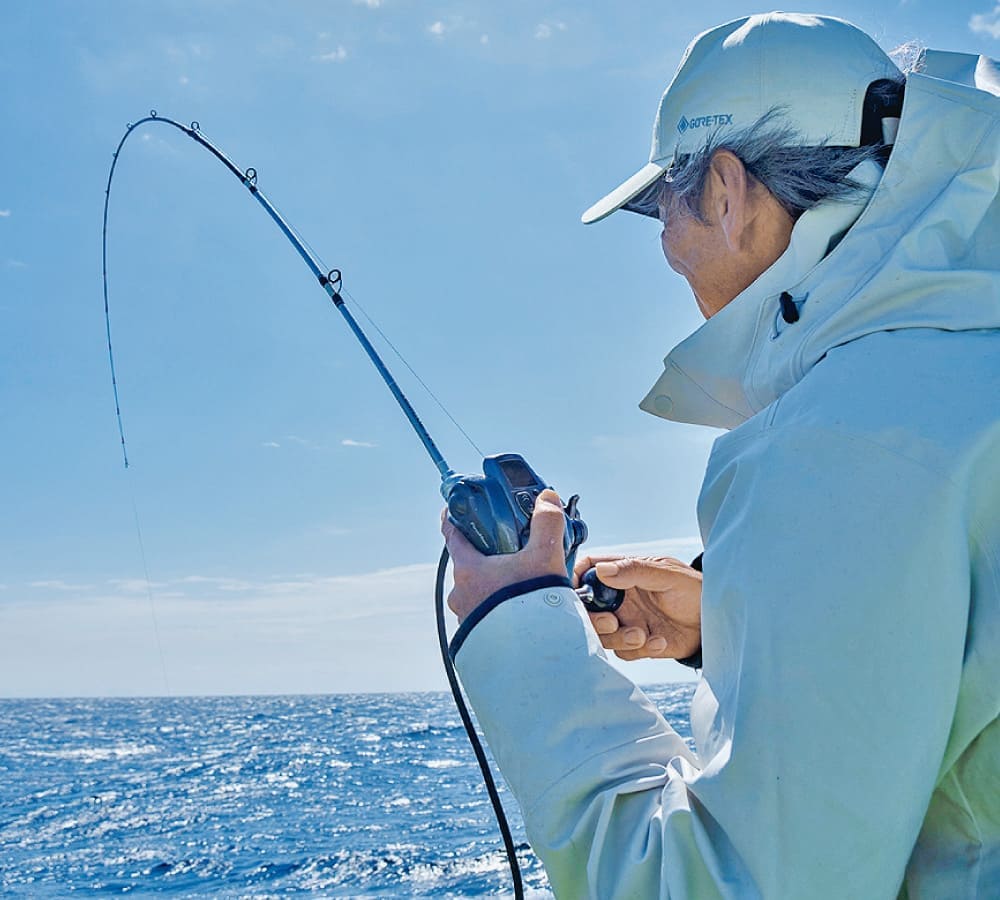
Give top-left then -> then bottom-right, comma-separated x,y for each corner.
426,16 -> 473,40
353,0 -> 382,7
5,259 -> 26,269
0,209 -> 10,217
106,577 -> 163,594
178,75 -> 190,86
179,575 -> 254,592
314,45 -> 348,63
480,34 -> 489,45
29,579 -> 93,592
534,21 -> 567,40
7,536 -> 702,696
970,5 -> 1000,38
262,440 -> 281,448
285,434 -> 321,450
341,438 -> 376,448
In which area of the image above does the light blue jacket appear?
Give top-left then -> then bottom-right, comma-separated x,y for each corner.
454,53 -> 1000,898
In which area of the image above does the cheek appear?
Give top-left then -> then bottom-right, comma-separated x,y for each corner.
660,223 -> 685,273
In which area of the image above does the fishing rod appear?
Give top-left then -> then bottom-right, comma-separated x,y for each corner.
103,112 -> 623,898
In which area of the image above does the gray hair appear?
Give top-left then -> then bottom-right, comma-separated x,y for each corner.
653,77 -> 907,222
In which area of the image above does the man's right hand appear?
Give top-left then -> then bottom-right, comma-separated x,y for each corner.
573,555 -> 702,661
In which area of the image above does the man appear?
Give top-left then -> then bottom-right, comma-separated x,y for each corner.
443,13 -> 1000,899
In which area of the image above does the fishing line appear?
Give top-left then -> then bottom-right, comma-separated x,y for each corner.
129,493 -> 171,696
102,112 -> 480,471
343,287 -> 485,459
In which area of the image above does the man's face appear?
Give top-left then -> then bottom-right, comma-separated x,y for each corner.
658,189 -> 734,319
657,152 -> 796,319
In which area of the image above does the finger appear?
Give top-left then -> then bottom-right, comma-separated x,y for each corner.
441,515 -> 484,565
646,636 -> 668,654
614,647 -> 650,662
588,611 -> 620,636
599,625 -> 649,653
594,557 -> 681,591
573,553 -> 626,581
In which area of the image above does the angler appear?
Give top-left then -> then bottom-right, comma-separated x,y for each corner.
444,13 -> 1000,898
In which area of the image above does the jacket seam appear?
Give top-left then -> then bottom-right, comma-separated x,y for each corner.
523,737 -> 677,821
758,419 -> 968,494
665,358 -> 751,423
946,769 -> 984,892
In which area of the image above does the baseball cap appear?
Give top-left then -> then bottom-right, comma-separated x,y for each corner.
582,12 -> 901,224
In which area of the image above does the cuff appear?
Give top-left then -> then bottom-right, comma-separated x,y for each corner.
676,553 -> 704,669
449,574 -> 573,660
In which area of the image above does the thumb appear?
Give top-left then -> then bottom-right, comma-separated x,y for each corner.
526,488 -> 565,552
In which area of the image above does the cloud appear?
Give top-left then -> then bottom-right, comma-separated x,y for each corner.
480,34 -> 489,45
263,436 -> 328,449
970,5 -> 1000,38
0,209 -> 10,217
341,438 -> 377,448
534,21 -> 568,40
106,577 -> 164,594
314,45 -> 348,63
353,0 -> 382,7
5,259 -> 27,269
29,579 -> 94,592
179,575 -> 255,592
285,435 -> 321,450
8,535 -> 703,695
427,21 -> 446,37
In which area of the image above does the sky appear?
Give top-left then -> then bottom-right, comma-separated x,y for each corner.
2,0 -> 998,697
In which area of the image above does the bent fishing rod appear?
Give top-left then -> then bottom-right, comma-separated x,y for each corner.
103,112 -> 449,478
103,112 -> 623,899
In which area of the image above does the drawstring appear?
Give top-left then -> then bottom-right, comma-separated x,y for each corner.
779,291 -> 800,324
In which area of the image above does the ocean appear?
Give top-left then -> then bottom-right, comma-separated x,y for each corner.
0,684 -> 696,897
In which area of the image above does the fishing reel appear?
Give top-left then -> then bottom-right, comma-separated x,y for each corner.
443,453 -> 586,562
442,453 -> 624,612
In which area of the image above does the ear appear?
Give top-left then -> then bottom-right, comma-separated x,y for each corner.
704,149 -> 751,251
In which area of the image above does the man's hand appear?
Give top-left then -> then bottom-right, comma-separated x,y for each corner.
574,555 -> 702,661
442,488 -> 569,623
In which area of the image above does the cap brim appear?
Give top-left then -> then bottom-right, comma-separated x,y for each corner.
581,161 -> 667,224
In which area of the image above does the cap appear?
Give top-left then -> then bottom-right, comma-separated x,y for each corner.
582,12 -> 901,224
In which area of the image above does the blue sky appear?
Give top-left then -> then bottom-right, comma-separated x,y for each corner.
2,1 -> 998,696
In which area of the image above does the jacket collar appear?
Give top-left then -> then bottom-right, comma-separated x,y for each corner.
639,63 -> 1000,431
639,163 -> 880,429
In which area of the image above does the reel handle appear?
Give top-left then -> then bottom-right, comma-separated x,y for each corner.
576,567 -> 625,613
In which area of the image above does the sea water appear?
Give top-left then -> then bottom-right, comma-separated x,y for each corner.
0,685 -> 695,897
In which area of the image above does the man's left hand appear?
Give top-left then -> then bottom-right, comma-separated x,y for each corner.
442,488 -> 569,623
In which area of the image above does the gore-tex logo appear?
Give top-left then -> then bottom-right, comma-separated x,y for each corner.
677,113 -> 733,134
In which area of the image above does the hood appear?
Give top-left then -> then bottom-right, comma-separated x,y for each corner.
640,51 -> 1000,430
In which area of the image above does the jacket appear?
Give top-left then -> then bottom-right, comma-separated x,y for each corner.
453,53 -> 1000,898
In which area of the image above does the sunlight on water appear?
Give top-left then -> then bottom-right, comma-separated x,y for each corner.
0,686 -> 694,896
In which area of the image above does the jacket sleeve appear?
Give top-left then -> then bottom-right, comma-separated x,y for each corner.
453,424 -> 969,899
